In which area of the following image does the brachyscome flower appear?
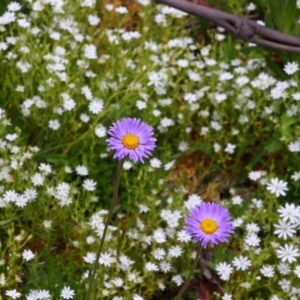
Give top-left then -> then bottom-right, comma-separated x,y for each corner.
184,202 -> 233,248
106,118 -> 156,163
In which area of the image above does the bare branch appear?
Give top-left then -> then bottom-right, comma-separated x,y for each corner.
156,0 -> 300,53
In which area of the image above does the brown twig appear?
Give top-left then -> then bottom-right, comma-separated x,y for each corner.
156,0 -> 300,53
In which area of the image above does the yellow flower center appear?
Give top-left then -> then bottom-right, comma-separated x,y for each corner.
200,218 -> 218,235
122,134 -> 140,149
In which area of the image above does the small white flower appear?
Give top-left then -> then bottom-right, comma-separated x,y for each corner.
291,171 -> 300,181
87,14 -> 100,26
266,178 -> 288,197
171,274 -> 184,286
84,44 -> 97,59
111,277 -> 124,287
288,141 -> 300,152
83,252 -> 96,264
224,143 -> 236,154
283,62 -> 299,75
168,245 -> 183,258
277,244 -> 299,263
274,220 -> 297,240
152,228 -> 166,243
244,233 -> 260,247
260,265 -> 274,277
245,223 -> 260,233
88,99 -> 104,114
31,173 -> 45,186
99,252 -> 115,267
184,194 -> 202,210
60,286 -> 75,299
149,158 -> 161,168
8,2 -> 22,11
278,203 -> 300,224
6,133 -> 18,141
136,100 -> 147,110
115,6 -> 128,14
232,195 -> 243,205
75,165 -> 89,176
123,161 -> 132,170
177,229 -> 191,243
222,294 -> 232,300
145,262 -> 159,271
178,141 -> 188,152
215,262 -> 233,281
164,160 -> 175,171
95,125 -> 106,138
152,248 -> 166,260
83,179 -> 96,191
233,217 -> 244,228
5,289 -> 21,299
48,119 -> 60,130
248,170 -> 263,181
232,256 -> 251,271
80,113 -> 90,123
294,265 -> 300,278
22,249 -> 34,261
277,263 -> 291,275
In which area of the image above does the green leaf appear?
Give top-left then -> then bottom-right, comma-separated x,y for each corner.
269,0 -> 297,33
280,114 -> 298,138
264,11 -> 275,29
265,56 -> 286,80
265,140 -> 282,153
246,143 -> 266,171
0,219 -> 13,226
224,35 -> 233,61
45,154 -> 71,166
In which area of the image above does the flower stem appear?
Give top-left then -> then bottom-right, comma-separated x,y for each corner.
85,158 -> 125,300
174,244 -> 202,300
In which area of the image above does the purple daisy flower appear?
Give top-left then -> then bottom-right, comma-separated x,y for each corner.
184,202 -> 233,248
106,118 -> 156,163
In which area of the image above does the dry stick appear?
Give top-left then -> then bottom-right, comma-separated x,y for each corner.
85,158 -> 125,300
174,244 -> 202,300
155,0 -> 300,53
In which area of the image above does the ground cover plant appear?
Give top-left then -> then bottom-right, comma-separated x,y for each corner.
1,0 -> 300,299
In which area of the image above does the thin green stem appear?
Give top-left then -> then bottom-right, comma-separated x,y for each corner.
84,158 -> 125,300
174,244 -> 202,300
